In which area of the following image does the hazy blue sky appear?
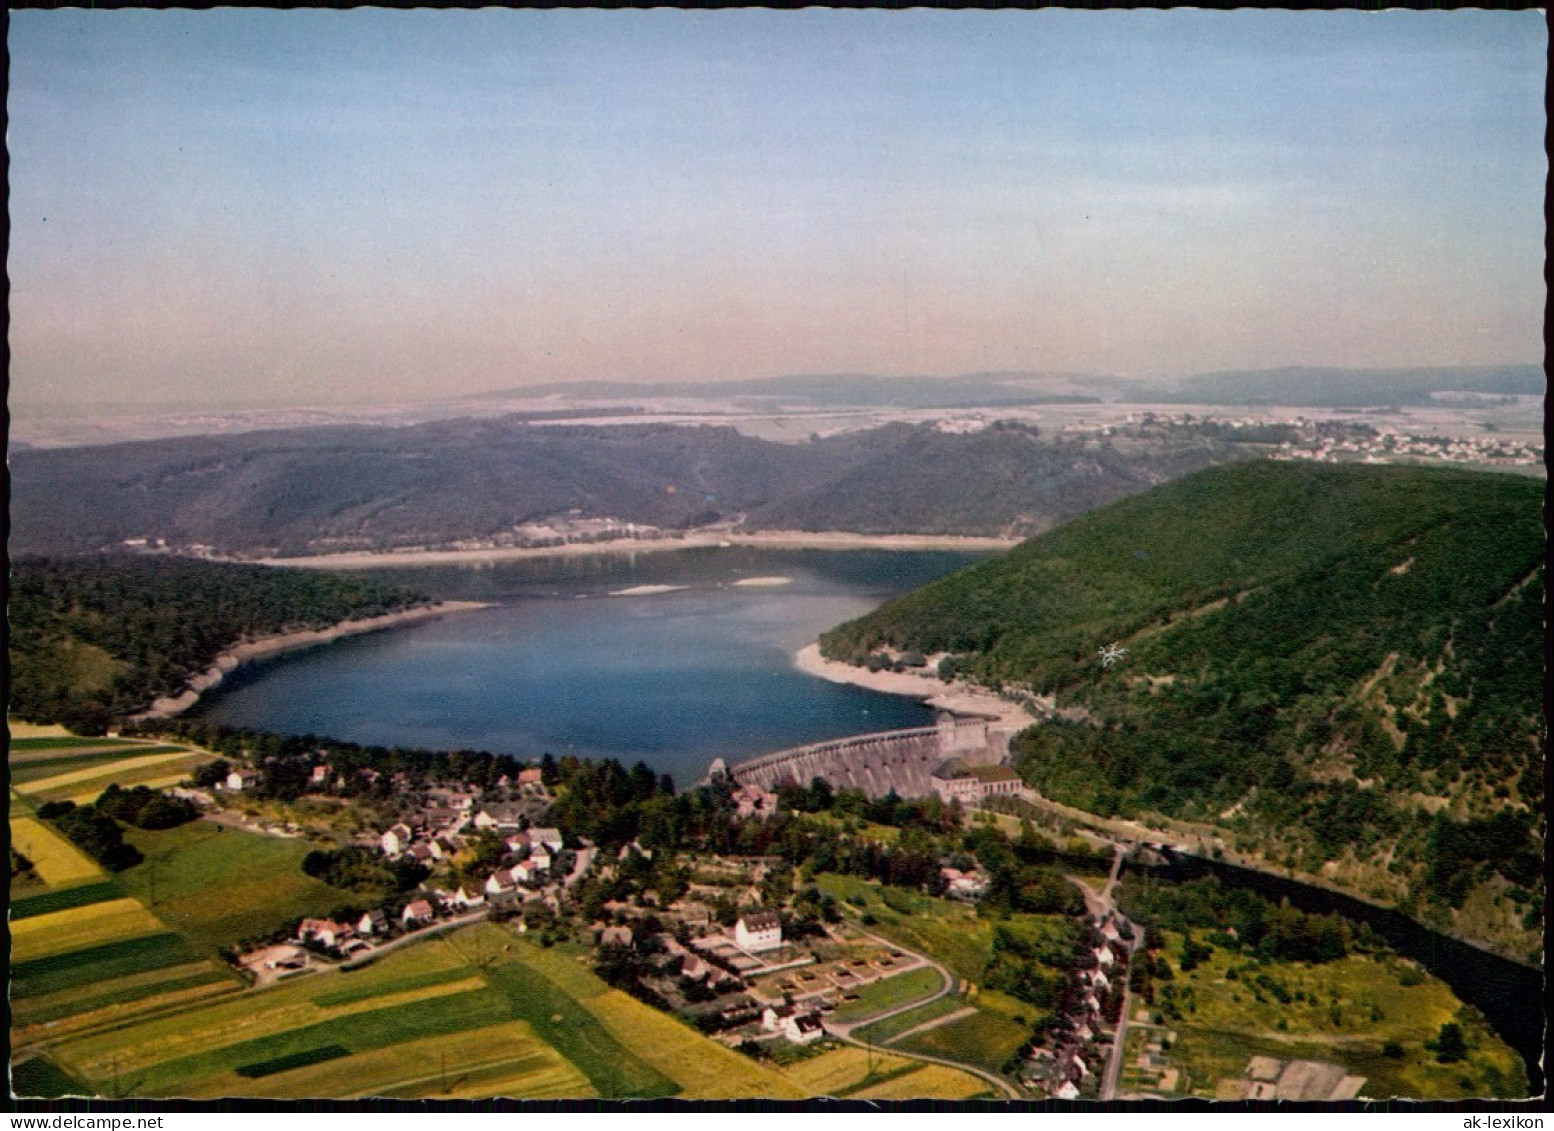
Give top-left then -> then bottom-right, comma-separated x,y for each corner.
8,10 -> 1546,413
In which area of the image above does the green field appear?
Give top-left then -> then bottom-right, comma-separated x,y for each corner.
1150,930 -> 1529,1099
8,736 -> 147,754
11,932 -> 204,1000
9,747 -> 195,784
11,879 -> 124,920
829,965 -> 944,1024
893,1004 -> 1031,1077
10,1056 -> 90,1099
116,821 -> 363,953
853,995 -> 970,1045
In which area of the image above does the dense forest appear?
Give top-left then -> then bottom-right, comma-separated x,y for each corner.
8,556 -> 430,732
821,462 -> 1543,954
10,418 -> 1264,556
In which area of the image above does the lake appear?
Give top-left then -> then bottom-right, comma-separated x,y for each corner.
188,548 -> 989,784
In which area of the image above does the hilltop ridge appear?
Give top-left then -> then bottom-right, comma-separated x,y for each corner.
820,461 -> 1544,959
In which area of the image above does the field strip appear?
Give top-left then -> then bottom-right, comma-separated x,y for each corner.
182,1020 -> 590,1100
62,772 -> 195,805
11,897 -> 167,959
9,817 -> 104,885
584,989 -> 809,1099
846,1062 -> 992,1100
15,751 -> 203,794
55,974 -> 490,1078
14,977 -> 243,1048
9,743 -> 176,766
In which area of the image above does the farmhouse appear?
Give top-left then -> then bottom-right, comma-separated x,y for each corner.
357,909 -> 388,936
734,910 -> 782,954
297,918 -> 353,948
402,899 -> 436,926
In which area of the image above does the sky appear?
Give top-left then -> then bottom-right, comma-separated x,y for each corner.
7,10 -> 1546,414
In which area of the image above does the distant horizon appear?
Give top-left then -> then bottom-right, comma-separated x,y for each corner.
8,361 -> 1545,421
9,10 -> 1544,415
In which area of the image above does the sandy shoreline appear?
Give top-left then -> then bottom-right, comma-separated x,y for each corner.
250,530 -> 1019,570
131,601 -> 490,721
793,643 -> 1037,729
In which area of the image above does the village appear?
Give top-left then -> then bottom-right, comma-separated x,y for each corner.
170,747 -> 1154,1099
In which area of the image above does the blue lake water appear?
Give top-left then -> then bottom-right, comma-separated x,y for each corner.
188,549 -> 989,784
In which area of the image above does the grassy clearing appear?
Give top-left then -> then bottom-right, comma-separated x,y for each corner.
9,816 -> 104,886
854,995 -> 971,1045
586,988 -> 809,1099
894,1006 -> 1030,1077
829,965 -> 944,1024
11,898 -> 168,963
14,750 -> 204,796
11,932 -> 203,1000
1154,930 -> 1529,1099
847,1063 -> 993,1100
116,821 -> 361,953
11,879 -> 124,920
8,734 -> 141,752
780,1046 -> 919,1096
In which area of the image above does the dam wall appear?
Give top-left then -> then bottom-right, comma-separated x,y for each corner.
726,715 -> 1019,800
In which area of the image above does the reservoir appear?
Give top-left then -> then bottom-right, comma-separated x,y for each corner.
188,548 -> 988,785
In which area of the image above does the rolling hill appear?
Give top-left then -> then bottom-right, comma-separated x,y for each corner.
820,461 -> 1544,958
8,418 -> 1255,557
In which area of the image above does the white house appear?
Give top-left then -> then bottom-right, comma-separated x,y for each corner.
734,910 -> 782,954
784,1012 -> 825,1045
226,769 -> 260,792
357,909 -> 388,936
529,846 -> 552,872
1054,1080 -> 1081,1101
380,823 -> 414,857
402,899 -> 435,926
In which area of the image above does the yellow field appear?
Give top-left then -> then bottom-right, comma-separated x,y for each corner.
54,972 -> 486,1080
186,1020 -> 595,1100
849,1063 -> 992,1100
15,751 -> 203,795
585,989 -> 809,1099
11,898 -> 167,963
7,721 -> 74,739
9,817 -> 104,885
781,1045 -> 918,1096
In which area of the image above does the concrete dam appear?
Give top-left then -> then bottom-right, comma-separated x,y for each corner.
722,715 -> 1019,800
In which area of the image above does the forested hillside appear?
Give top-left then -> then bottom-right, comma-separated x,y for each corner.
9,418 -> 1253,557
821,462 -> 1543,958
8,557 -> 430,732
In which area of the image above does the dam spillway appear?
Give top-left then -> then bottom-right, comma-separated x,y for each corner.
722,715 -> 1018,799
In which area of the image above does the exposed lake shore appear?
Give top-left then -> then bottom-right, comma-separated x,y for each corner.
131,601 -> 491,721
249,530 -> 1020,570
792,642 -> 1037,729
